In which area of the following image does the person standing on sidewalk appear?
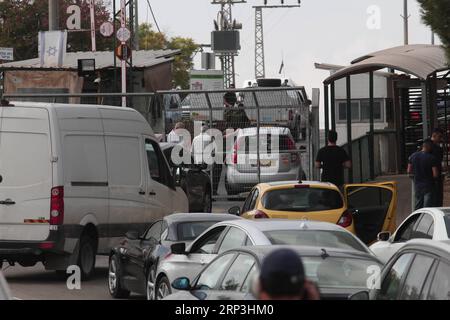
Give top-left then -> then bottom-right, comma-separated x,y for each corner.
315,131 -> 351,188
408,139 -> 440,210
431,128 -> 445,207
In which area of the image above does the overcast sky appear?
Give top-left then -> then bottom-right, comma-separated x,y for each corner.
129,0 -> 438,95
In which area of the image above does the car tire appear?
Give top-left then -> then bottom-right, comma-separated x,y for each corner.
155,276 -> 172,300
146,270 -> 155,300
203,189 -> 212,213
108,254 -> 130,299
225,177 -> 238,196
77,233 -> 97,280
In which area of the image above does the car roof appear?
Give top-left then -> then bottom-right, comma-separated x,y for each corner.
401,239 -> 450,258
164,213 -> 241,224
226,245 -> 380,263
258,180 -> 338,190
216,219 -> 349,233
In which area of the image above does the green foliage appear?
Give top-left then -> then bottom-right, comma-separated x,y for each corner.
138,23 -> 198,89
418,0 -> 450,63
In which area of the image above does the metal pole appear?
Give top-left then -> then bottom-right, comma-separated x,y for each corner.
89,0 -> 97,51
120,0 -> 127,107
421,81 -> 429,139
134,0 -> 139,50
253,91 -> 261,183
205,92 -> 214,192
48,0 -> 59,31
445,87 -> 449,172
113,0 -> 117,96
346,76 -> 353,183
369,71 -> 375,180
402,0 -> 409,45
330,82 -> 336,131
324,84 -> 329,146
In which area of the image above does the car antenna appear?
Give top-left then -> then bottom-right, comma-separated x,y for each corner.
320,248 -> 329,260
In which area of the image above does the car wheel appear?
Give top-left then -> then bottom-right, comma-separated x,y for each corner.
146,270 -> 156,300
155,276 -> 172,300
77,233 -> 97,280
203,189 -> 212,213
225,177 -> 238,196
108,254 -> 130,299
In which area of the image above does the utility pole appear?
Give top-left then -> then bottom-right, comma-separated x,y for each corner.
401,0 -> 410,45
48,0 -> 59,31
253,1 -> 301,79
212,0 -> 245,88
134,0 -> 139,50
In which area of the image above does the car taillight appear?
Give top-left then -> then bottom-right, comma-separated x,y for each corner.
337,210 -> 353,228
232,140 -> 239,164
50,186 -> 64,225
254,210 -> 269,219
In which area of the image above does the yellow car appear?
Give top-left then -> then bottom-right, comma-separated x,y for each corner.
228,180 -> 397,245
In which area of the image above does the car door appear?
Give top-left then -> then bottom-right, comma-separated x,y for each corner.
397,253 -> 436,300
372,213 -> 422,263
123,221 -> 163,293
144,137 -> 185,218
241,188 -> 260,218
426,261 -> 450,300
344,182 -> 397,244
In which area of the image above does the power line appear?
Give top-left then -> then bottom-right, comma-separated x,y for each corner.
146,0 -> 161,33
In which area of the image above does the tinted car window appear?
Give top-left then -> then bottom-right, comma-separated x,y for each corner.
249,189 -> 259,210
217,227 -> 247,254
191,227 -> 225,254
263,230 -> 367,252
399,254 -> 435,300
220,254 -> 256,291
177,221 -> 217,241
144,221 -> 162,241
242,189 -> 256,213
428,262 -> 450,300
262,188 -> 343,212
378,253 -> 414,300
195,253 -> 235,290
443,215 -> 450,238
412,214 -> 434,239
394,215 -> 421,242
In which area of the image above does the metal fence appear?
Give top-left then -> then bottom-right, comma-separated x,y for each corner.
3,87 -> 316,199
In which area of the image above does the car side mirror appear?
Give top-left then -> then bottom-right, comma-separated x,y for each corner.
172,277 -> 191,291
171,242 -> 187,255
125,230 -> 140,240
349,291 -> 369,300
377,231 -> 391,242
228,206 -> 241,216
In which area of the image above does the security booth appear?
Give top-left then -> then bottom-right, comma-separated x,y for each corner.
322,45 -> 450,183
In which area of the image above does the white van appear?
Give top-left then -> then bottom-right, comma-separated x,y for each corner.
0,101 -> 188,278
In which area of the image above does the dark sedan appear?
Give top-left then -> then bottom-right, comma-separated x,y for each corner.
108,213 -> 239,299
165,245 -> 382,300
161,143 -> 212,213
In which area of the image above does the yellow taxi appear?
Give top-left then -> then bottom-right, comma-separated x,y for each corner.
228,180 -> 397,245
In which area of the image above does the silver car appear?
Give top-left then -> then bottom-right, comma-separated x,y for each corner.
153,219 -> 371,300
225,127 -> 303,195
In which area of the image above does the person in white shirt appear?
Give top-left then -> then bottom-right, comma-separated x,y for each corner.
191,125 -> 215,165
167,122 -> 185,144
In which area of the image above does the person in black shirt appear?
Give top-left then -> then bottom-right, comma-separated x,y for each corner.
315,131 -> 351,188
431,128 -> 445,207
408,139 -> 440,210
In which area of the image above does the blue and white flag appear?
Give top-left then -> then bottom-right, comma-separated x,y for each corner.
38,31 -> 67,67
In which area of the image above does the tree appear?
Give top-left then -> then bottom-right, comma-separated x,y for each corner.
418,0 -> 450,63
138,23 -> 198,89
0,0 -> 112,60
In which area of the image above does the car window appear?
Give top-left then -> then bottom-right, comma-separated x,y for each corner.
394,214 -> 421,242
217,227 -> 247,254
191,227 -> 226,254
146,139 -> 173,188
195,253 -> 235,290
399,254 -> 435,300
220,254 -> 256,291
249,189 -> 259,210
263,187 -> 343,212
377,253 -> 414,300
444,215 -> 450,238
144,221 -> 163,241
412,214 -> 434,239
263,230 -> 367,252
176,221 -> 217,241
241,264 -> 258,293
428,262 -> 450,300
242,189 -> 256,213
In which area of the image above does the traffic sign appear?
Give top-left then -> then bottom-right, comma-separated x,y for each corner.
115,44 -> 132,61
116,27 -> 131,42
100,22 -> 114,37
0,48 -> 14,61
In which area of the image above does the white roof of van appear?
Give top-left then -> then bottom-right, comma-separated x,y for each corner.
237,127 -> 291,136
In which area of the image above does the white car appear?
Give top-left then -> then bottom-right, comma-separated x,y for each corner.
0,272 -> 11,300
153,219 -> 371,300
370,208 -> 450,264
0,101 -> 188,279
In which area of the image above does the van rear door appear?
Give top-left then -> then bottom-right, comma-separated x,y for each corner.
0,106 -> 52,241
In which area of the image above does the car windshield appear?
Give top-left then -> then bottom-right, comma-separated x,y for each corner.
302,256 -> 381,289
262,188 -> 343,212
444,215 -> 450,238
263,230 -> 367,252
177,221 -> 218,241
